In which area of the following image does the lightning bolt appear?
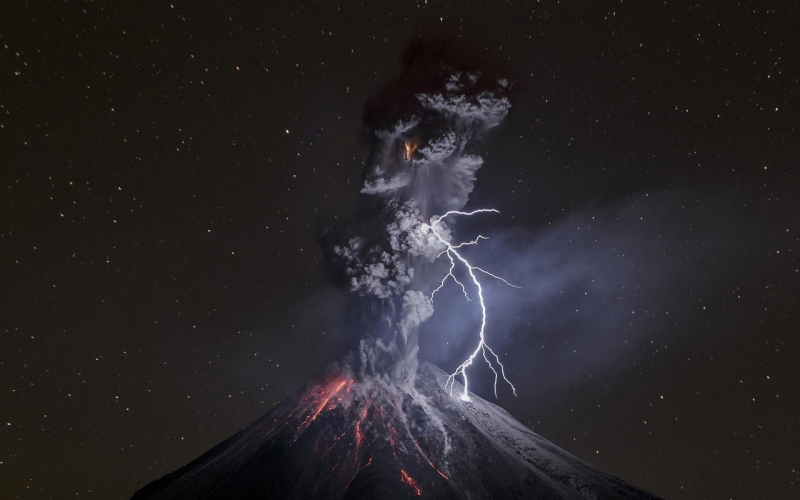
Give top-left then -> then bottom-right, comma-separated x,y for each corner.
422,209 -> 520,400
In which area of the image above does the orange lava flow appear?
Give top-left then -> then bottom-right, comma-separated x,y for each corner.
296,378 -> 352,434
388,425 -> 401,458
345,456 -> 373,491
400,469 -> 422,496
411,438 -> 448,479
322,432 -> 347,458
282,378 -> 449,494
354,404 -> 370,453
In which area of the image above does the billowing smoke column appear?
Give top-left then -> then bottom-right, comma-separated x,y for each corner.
133,39 -> 670,500
332,37 -> 514,394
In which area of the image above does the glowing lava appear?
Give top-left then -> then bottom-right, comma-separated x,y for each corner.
296,377 -> 353,434
402,137 -> 421,161
423,209 -> 520,400
400,468 -> 422,496
259,373 -> 450,496
411,437 -> 449,479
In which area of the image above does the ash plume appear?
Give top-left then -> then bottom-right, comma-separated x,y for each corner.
133,37 -> 665,500
330,36 -> 512,385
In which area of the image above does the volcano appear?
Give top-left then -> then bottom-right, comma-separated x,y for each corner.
132,363 -> 660,499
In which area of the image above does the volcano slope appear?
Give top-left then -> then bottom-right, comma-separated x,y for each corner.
132,362 -> 661,499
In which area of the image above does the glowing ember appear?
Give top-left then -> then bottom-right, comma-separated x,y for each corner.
402,137 -> 421,161
400,468 -> 422,496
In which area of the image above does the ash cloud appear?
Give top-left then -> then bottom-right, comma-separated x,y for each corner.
360,72 -> 510,217
361,35 -> 511,218
419,189 -> 760,397
326,35 -> 512,384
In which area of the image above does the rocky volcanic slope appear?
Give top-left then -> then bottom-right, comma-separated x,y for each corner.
132,362 -> 661,499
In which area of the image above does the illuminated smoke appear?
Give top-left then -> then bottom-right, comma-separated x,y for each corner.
423,210 -> 519,400
257,371 -> 451,497
330,36 -> 514,396
402,137 -> 421,161
360,71 -> 510,217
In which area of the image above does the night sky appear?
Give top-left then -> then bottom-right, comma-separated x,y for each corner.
2,1 -> 798,499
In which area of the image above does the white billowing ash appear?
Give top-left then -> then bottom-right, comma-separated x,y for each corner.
338,68 -> 512,381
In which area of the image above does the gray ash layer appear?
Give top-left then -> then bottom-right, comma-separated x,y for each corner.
132,363 -> 659,500
330,36 -> 515,388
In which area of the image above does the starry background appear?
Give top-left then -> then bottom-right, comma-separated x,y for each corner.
2,1 -> 798,498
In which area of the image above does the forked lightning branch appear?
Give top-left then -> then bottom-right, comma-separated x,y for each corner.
421,209 -> 520,400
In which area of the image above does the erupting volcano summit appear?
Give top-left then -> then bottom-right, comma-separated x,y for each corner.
133,35 -> 661,500
132,363 -> 660,500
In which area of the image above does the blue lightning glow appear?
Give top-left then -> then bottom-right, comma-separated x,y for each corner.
422,209 -> 520,401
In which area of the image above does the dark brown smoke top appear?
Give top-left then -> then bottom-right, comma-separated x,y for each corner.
365,32 -> 511,131
330,34 -> 513,384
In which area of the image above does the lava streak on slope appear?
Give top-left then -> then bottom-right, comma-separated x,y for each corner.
256,372 -> 451,498
411,437 -> 449,480
132,363 -> 662,500
296,377 -> 354,434
400,468 -> 423,496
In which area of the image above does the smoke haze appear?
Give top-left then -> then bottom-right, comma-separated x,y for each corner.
326,34 -> 513,385
419,188 -> 760,399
